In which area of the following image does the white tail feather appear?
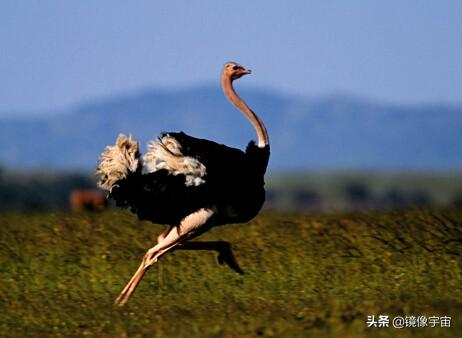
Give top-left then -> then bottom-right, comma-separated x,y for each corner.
96,134 -> 141,192
143,134 -> 206,186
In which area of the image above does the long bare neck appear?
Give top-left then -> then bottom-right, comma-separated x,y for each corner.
221,75 -> 269,148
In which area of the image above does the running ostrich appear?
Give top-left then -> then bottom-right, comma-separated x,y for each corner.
96,62 -> 270,306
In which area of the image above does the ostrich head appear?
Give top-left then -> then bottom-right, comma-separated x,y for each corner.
223,62 -> 251,81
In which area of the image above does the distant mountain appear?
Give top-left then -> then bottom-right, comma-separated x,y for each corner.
1,86 -> 461,170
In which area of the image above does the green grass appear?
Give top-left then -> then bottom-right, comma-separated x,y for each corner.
0,208 -> 461,337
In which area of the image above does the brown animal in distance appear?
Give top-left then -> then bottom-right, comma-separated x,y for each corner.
69,189 -> 107,211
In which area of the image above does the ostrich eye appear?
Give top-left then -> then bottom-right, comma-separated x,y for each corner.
232,66 -> 239,70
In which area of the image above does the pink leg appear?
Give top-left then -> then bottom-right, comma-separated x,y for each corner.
157,226 -> 172,243
175,241 -> 244,274
114,229 -> 171,305
114,208 -> 215,307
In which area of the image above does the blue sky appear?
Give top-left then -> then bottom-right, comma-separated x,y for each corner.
1,1 -> 461,114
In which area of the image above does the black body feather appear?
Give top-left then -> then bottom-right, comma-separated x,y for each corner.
110,132 -> 270,226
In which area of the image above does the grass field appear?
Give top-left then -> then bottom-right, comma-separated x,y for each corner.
0,208 -> 461,337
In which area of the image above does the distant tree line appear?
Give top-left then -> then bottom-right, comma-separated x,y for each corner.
0,168 -> 96,211
1,168 -> 462,212
265,181 -> 462,213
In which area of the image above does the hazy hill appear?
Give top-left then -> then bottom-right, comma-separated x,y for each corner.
1,86 -> 461,170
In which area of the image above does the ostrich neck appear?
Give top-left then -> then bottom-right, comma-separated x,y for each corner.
221,75 -> 269,148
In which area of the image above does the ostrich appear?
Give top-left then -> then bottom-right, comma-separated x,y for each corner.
96,62 -> 270,306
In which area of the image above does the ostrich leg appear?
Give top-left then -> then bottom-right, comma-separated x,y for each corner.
176,241 -> 244,274
114,208 -> 215,307
157,227 -> 243,273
